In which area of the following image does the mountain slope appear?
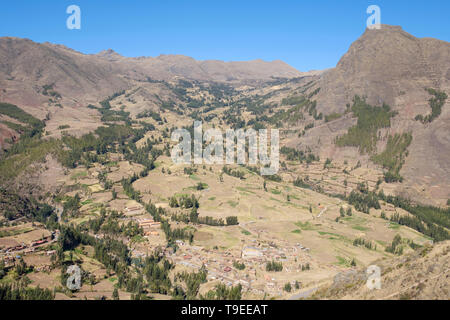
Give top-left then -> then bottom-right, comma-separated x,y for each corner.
0,37 -> 129,108
316,25 -> 450,113
296,25 -> 450,205
102,53 -> 303,82
311,241 -> 450,300
0,37 -> 302,108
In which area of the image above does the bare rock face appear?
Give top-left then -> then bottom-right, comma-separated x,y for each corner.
331,269 -> 367,291
308,25 -> 450,205
316,25 -> 450,114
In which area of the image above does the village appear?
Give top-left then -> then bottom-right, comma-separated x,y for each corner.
127,210 -> 314,297
0,222 -> 59,270
165,240 -> 312,296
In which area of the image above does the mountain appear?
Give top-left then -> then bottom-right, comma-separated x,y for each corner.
0,37 -> 130,109
316,25 -> 450,114
103,53 -> 303,82
298,25 -> 450,206
0,37 -> 302,109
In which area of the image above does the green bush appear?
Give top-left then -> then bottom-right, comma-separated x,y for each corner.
371,133 -> 412,183
233,261 -> 245,270
324,112 -> 343,123
415,88 -> 447,123
336,96 -> 397,154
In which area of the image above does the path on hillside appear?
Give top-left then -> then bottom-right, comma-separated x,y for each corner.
317,200 -> 341,218
376,267 -> 450,300
288,286 -> 319,300
317,207 -> 328,218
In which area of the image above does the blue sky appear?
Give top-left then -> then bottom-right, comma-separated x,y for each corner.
0,0 -> 449,71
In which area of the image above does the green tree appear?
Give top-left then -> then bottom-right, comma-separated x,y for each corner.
346,207 -> 352,216
226,216 -> 239,226
266,260 -> 283,272
169,197 -> 179,208
233,261 -> 245,270
284,282 -> 292,292
112,287 -> 119,300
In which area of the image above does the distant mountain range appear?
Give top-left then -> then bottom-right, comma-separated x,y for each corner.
0,37 -> 304,107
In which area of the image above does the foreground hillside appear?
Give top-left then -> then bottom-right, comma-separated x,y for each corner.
311,240 -> 449,300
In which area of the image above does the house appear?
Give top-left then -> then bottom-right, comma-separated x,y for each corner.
3,256 -> 15,264
137,218 -> 161,231
266,282 -> 275,289
125,205 -> 144,215
46,250 -> 57,256
31,239 -> 49,247
242,246 -> 263,259
144,230 -> 159,236
238,279 -> 250,288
